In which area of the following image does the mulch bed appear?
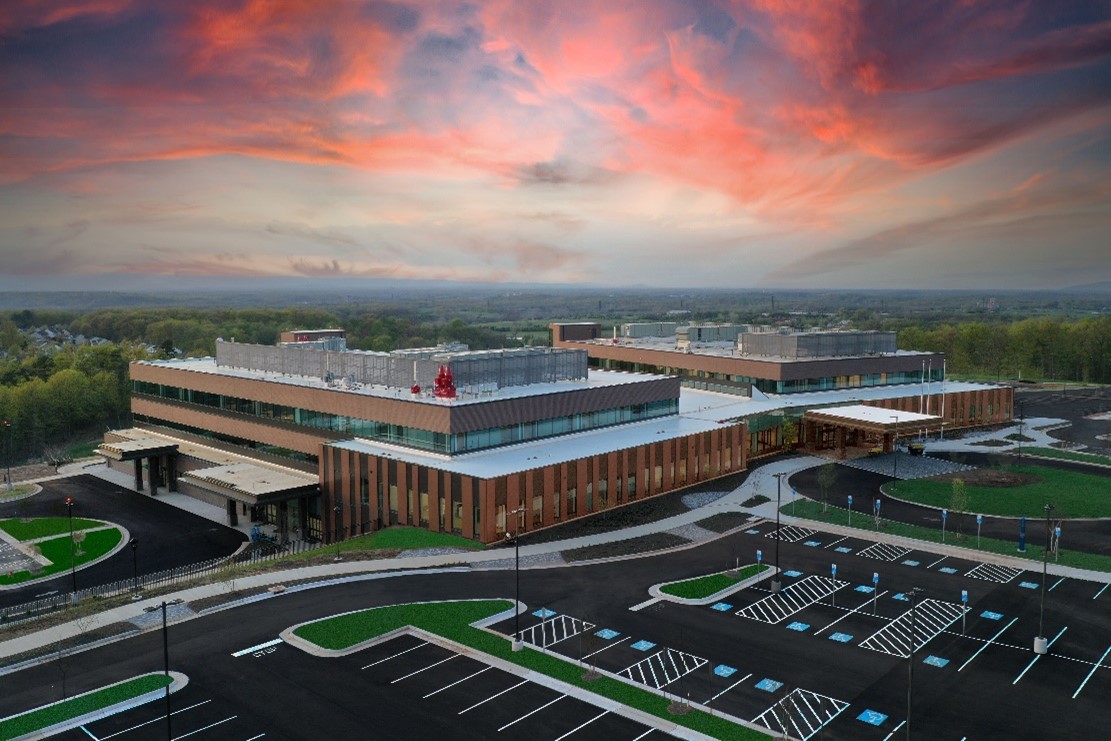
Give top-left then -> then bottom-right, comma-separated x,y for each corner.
930,469 -> 1041,487
561,533 -> 689,562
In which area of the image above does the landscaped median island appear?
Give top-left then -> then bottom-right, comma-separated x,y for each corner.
0,672 -> 175,739
288,599 -> 770,740
659,564 -> 769,600
0,517 -> 123,586
787,499 -> 1111,573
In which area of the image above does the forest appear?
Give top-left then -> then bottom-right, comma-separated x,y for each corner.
1,297 -> 1109,467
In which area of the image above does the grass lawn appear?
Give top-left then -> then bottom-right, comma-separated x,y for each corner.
1021,447 -> 1111,466
0,528 -> 123,585
294,600 -> 768,740
0,485 -> 34,502
0,517 -> 106,541
889,465 -> 1111,518
788,499 -> 1111,574
0,673 -> 171,738
329,527 -> 484,553
660,564 -> 768,599
66,440 -> 103,459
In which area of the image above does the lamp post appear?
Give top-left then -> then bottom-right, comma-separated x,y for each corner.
907,586 -> 924,740
65,496 -> 76,597
1017,401 -> 1025,461
1034,503 -> 1054,654
130,538 -> 139,596
2,419 -> 10,491
506,505 -> 524,651
771,472 -> 786,593
332,505 -> 342,560
890,414 -> 900,483
143,598 -> 182,740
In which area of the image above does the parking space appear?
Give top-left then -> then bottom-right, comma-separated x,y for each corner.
57,686 -> 266,741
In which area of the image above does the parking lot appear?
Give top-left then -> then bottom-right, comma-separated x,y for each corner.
489,520 -> 1111,740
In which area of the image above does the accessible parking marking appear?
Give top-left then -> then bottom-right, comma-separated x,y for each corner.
752,688 -> 849,741
618,647 -> 707,689
517,614 -> 595,649
965,562 -> 1023,583
765,525 -> 817,543
859,599 -> 967,657
857,542 -> 910,561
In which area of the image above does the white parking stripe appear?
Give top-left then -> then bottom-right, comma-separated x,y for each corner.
583,635 -> 629,659
361,642 -> 428,669
100,701 -> 212,739
458,680 -> 528,714
243,736 -> 266,740
883,720 -> 906,740
814,590 -> 888,635
390,654 -> 458,683
80,727 -> 100,740
824,536 -> 848,549
553,710 -> 610,741
173,716 -> 237,739
1094,584 -> 1109,600
1013,626 -> 1068,685
423,666 -> 491,698
707,673 -> 752,703
497,696 -> 564,731
231,638 -> 282,657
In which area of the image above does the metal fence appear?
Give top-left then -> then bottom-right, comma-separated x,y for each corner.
0,538 -> 329,625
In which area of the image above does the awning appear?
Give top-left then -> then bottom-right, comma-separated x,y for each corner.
97,437 -> 179,461
179,462 -> 318,506
804,405 -> 942,434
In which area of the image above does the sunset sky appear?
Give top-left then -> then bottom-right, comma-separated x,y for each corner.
2,1 -> 1109,292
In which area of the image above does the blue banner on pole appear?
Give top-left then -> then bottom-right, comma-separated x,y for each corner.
1018,515 -> 1027,552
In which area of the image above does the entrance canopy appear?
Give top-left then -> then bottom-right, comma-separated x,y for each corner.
180,462 -> 318,506
804,405 -> 941,435
97,437 -> 178,462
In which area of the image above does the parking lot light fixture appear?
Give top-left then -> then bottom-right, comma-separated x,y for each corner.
1035,503 -> 1055,654
772,472 -> 786,593
907,586 -> 924,740
65,496 -> 77,597
507,505 -> 524,651
2,419 -> 10,491
130,537 -> 139,596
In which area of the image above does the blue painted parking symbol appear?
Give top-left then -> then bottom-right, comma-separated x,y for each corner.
829,632 -> 853,643
1020,581 -> 1039,589
756,678 -> 783,692
939,567 -> 958,574
902,559 -> 920,567
835,546 -> 853,553
981,611 -> 1003,621
923,656 -> 949,668
858,709 -> 888,726
855,585 -> 875,593
786,621 -> 810,632
714,665 -> 737,677
533,608 -> 556,618
892,592 -> 909,602
595,628 -> 620,639
785,570 -> 803,578
745,529 -> 761,535
804,540 -> 821,547
711,602 -> 733,612
631,640 -> 656,651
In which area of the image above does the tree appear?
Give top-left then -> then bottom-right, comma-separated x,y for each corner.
950,478 -> 969,537
781,418 -> 798,449
817,464 -> 838,513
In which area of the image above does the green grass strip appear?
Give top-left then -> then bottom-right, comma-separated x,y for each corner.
0,517 -> 106,541
788,499 -> 1111,574
888,464 -> 1111,518
0,528 -> 123,586
660,564 -> 769,599
0,673 -> 171,738
294,600 -> 769,740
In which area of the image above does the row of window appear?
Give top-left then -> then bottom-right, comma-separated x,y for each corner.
134,380 -> 677,455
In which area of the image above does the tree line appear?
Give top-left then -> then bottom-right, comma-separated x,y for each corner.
898,316 -> 1111,384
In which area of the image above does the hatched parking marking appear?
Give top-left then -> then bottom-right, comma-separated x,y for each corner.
618,647 -> 707,689
965,562 -> 1023,583
518,614 -> 595,649
857,542 -> 910,562
752,688 -> 849,741
859,599 -> 967,658
766,525 -> 817,543
736,575 -> 846,624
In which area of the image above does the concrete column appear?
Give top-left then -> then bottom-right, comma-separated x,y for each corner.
226,499 -> 238,527
134,459 -> 143,491
147,456 -> 159,495
167,455 -> 178,492
278,500 -> 289,541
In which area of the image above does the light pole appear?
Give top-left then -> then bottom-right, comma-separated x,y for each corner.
506,505 -> 524,651
890,414 -> 900,483
1017,401 -> 1025,461
771,472 -> 786,593
2,418 -> 10,491
65,496 -> 77,598
1035,503 -> 1054,654
332,504 -> 342,560
907,586 -> 924,740
144,598 -> 182,740
130,538 -> 139,596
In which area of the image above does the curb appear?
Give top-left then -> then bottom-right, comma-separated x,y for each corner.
650,564 -> 774,606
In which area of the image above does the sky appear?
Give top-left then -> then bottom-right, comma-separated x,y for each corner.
1,1 -> 1110,292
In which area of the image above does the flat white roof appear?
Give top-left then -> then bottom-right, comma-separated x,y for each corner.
331,380 -> 1002,478
137,357 -> 666,406
576,336 -> 937,363
806,405 -> 939,425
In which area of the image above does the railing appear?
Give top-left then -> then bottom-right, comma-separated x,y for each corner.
0,538 -> 330,625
